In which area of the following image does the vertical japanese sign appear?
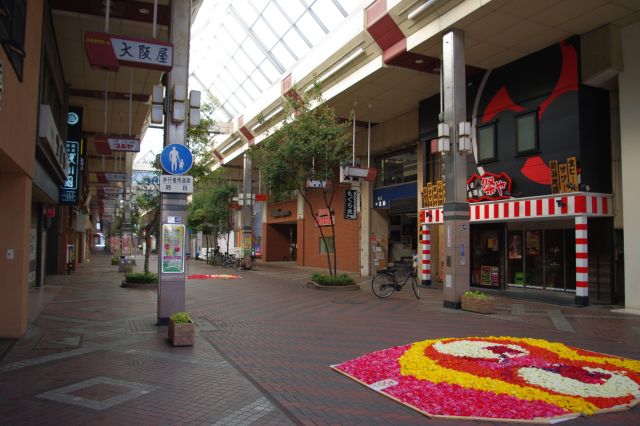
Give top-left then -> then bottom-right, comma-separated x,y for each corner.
344,189 -> 357,220
162,224 -> 184,273
60,107 -> 83,205
549,160 -> 560,194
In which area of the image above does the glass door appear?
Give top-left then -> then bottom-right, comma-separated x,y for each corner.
525,230 -> 543,288
507,230 -> 524,287
544,230 -> 564,290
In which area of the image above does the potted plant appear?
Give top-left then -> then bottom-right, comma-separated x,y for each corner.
461,290 -> 495,314
307,273 -> 359,291
168,311 -> 195,346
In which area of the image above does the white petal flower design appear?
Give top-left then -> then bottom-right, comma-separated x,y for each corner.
518,366 -> 640,398
433,340 -> 529,360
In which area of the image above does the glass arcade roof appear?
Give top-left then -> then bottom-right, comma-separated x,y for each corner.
189,0 -> 356,123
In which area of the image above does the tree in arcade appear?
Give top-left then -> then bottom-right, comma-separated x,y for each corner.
249,83 -> 351,276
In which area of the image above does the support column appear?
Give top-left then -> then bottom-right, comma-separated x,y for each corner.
442,29 -> 470,309
158,0 -> 190,325
421,224 -> 431,286
360,181 -> 371,277
575,215 -> 589,306
241,153 -> 253,257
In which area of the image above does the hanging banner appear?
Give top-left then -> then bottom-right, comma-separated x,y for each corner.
344,189 -> 357,220
162,224 -> 185,273
94,135 -> 141,152
467,171 -> 512,202
84,31 -> 173,72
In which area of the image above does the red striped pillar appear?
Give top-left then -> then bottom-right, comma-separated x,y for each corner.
575,216 -> 589,306
421,224 -> 431,286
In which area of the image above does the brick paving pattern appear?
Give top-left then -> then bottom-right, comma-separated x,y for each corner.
0,253 -> 639,425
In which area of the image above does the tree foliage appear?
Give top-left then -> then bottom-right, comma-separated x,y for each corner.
249,83 -> 352,275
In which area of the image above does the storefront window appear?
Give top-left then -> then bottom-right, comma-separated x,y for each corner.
375,148 -> 417,187
319,236 -> 334,254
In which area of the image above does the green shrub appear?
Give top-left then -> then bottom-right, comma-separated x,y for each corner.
111,256 -> 120,265
463,290 -> 491,300
124,272 -> 158,283
169,311 -> 192,324
311,273 -> 355,286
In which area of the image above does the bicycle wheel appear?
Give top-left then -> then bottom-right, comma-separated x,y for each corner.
372,273 -> 395,298
410,275 -> 420,299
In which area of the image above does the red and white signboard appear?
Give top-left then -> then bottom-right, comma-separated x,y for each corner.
94,135 -> 140,153
467,171 -> 512,202
84,31 -> 173,72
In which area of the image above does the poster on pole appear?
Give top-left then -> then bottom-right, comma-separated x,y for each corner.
162,224 -> 185,273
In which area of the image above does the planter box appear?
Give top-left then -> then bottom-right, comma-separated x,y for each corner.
306,281 -> 360,291
168,320 -> 195,346
461,295 -> 495,314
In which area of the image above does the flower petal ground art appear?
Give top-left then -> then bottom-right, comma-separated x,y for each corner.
331,337 -> 640,423
186,274 -> 240,280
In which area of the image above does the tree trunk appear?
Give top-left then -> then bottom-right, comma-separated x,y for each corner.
144,225 -> 151,274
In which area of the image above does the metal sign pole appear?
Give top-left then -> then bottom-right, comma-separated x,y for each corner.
442,29 -> 471,309
157,0 -> 190,325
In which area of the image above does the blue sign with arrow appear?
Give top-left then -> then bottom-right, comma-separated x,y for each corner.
160,144 -> 193,175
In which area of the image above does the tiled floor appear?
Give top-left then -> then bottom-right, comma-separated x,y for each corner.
1,253 -> 639,425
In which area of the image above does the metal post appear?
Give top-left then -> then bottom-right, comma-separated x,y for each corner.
421,223 -> 431,286
241,153 -> 253,258
441,29 -> 470,309
157,0 -> 190,325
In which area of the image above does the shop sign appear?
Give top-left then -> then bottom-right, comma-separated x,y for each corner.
43,206 -> 56,218
59,141 -> 80,205
316,208 -> 333,226
549,156 -> 578,194
101,187 -> 122,195
104,172 -> 127,182
271,208 -> 292,218
95,136 -> 141,152
85,31 -> 173,72
339,166 -> 377,182
161,224 -> 184,273
344,189 -> 357,220
480,266 -> 499,287
422,180 -> 445,207
467,172 -> 511,202
255,194 -> 269,202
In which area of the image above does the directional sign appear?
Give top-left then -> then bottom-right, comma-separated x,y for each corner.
160,144 -> 192,175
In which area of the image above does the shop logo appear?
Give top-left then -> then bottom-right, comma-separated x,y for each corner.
467,172 -> 512,202
67,112 -> 79,125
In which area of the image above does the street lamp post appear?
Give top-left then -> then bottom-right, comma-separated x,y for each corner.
441,29 -> 471,309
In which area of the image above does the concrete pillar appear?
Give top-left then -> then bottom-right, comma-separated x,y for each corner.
421,224 -> 431,286
441,29 -> 470,309
241,153 -> 253,257
575,216 -> 589,306
360,181 -> 371,277
619,21 -> 640,313
0,174 -> 31,337
158,0 -> 190,325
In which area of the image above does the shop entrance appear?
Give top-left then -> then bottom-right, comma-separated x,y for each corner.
388,213 -> 418,265
265,222 -> 297,262
506,226 -> 576,292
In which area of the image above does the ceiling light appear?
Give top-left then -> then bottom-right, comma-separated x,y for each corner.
415,59 -> 424,64
139,8 -> 150,14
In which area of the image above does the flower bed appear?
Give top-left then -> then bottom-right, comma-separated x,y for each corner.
332,337 -> 640,423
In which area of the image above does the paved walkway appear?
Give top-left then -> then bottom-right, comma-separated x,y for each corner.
1,253 -> 639,425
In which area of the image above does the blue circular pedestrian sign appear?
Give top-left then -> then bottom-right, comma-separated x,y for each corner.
161,144 -> 193,175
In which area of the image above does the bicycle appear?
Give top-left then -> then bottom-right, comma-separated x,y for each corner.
371,262 -> 420,299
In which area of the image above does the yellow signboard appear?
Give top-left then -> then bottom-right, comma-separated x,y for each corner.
422,180 -> 445,207
550,156 -> 579,194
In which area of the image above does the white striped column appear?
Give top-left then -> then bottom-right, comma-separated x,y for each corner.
421,224 -> 431,286
575,216 -> 589,306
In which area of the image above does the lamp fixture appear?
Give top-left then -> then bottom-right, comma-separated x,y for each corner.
458,121 -> 472,152
316,47 -> 365,84
437,122 -> 450,152
408,0 -> 444,21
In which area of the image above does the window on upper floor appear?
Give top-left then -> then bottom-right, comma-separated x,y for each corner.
476,123 -> 496,163
516,111 -> 538,155
375,147 -> 417,187
0,0 -> 26,81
